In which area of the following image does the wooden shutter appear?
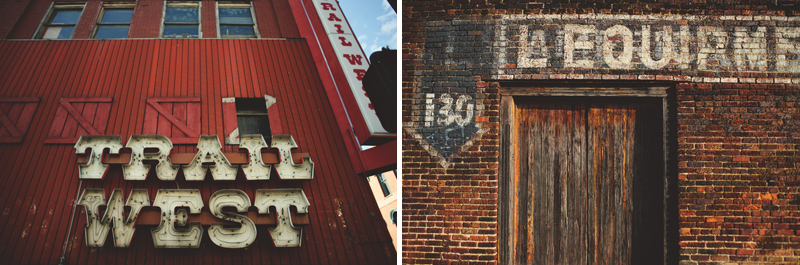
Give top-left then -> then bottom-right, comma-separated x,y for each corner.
143,97 -> 201,144
0,97 -> 39,143
512,97 -> 664,264
45,97 -> 112,144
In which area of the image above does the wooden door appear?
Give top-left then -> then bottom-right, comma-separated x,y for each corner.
511,97 -> 664,264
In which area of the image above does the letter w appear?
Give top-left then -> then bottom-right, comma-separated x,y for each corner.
78,189 -> 150,247
343,54 -> 363,65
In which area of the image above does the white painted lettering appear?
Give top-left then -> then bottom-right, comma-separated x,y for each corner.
639,25 -> 674,69
696,26 -> 727,71
564,24 -> 596,68
602,25 -> 633,69
776,27 -> 800,73
517,25 -> 547,68
732,26 -> 767,71
435,94 -> 475,127
678,25 -> 691,69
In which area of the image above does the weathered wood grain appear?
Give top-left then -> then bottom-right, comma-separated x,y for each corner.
511,97 -> 665,264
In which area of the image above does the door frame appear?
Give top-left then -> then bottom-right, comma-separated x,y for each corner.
498,82 -> 678,265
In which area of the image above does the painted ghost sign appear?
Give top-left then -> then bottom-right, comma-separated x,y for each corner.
408,14 -> 800,166
408,89 -> 487,167
492,14 -> 800,73
421,93 -> 482,159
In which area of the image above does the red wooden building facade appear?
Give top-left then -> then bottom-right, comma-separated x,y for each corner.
0,0 -> 396,264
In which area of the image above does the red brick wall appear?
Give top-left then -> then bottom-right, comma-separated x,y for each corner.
72,0 -> 100,39
403,1 -> 800,264
129,0 -> 164,38
6,0 -> 51,39
677,82 -> 800,264
0,0 -> 34,39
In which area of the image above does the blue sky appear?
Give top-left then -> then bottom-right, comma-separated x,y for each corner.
339,0 -> 397,56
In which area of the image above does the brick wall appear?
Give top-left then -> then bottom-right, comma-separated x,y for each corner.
402,1 -> 800,264
677,82 -> 800,264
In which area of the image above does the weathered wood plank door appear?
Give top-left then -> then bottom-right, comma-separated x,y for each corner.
511,97 -> 664,264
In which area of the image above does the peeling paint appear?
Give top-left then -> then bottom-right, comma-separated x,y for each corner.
335,199 -> 361,249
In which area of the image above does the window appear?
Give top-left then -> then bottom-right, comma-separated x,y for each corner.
390,209 -> 397,225
216,2 -> 258,38
35,3 -> 85,39
236,98 -> 271,142
377,174 -> 390,197
161,2 -> 200,38
93,4 -> 134,39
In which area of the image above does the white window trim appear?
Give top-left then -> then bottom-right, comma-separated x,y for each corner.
160,1 -> 202,39
33,2 -> 87,40
215,1 -> 260,39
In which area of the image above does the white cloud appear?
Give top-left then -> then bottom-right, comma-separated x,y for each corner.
381,0 -> 391,12
340,0 -> 397,54
373,9 -> 397,51
357,34 -> 369,48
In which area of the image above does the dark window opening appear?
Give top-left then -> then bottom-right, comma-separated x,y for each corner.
236,98 -> 271,143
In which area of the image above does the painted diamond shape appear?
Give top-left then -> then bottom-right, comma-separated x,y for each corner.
407,92 -> 486,167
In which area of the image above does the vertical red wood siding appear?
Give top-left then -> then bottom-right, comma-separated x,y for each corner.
0,39 -> 396,265
288,0 -> 382,145
44,97 -> 113,144
144,97 -> 202,144
0,97 -> 39,143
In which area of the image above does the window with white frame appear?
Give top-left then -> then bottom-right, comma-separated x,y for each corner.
216,2 -> 258,38
35,3 -> 85,39
161,2 -> 200,38
93,3 -> 134,39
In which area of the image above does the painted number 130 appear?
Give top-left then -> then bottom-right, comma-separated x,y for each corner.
425,93 -> 474,127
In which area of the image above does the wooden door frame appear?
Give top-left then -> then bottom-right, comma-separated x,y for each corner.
498,82 -> 678,265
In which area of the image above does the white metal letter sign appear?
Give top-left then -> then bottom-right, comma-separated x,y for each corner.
75,134 -> 315,249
